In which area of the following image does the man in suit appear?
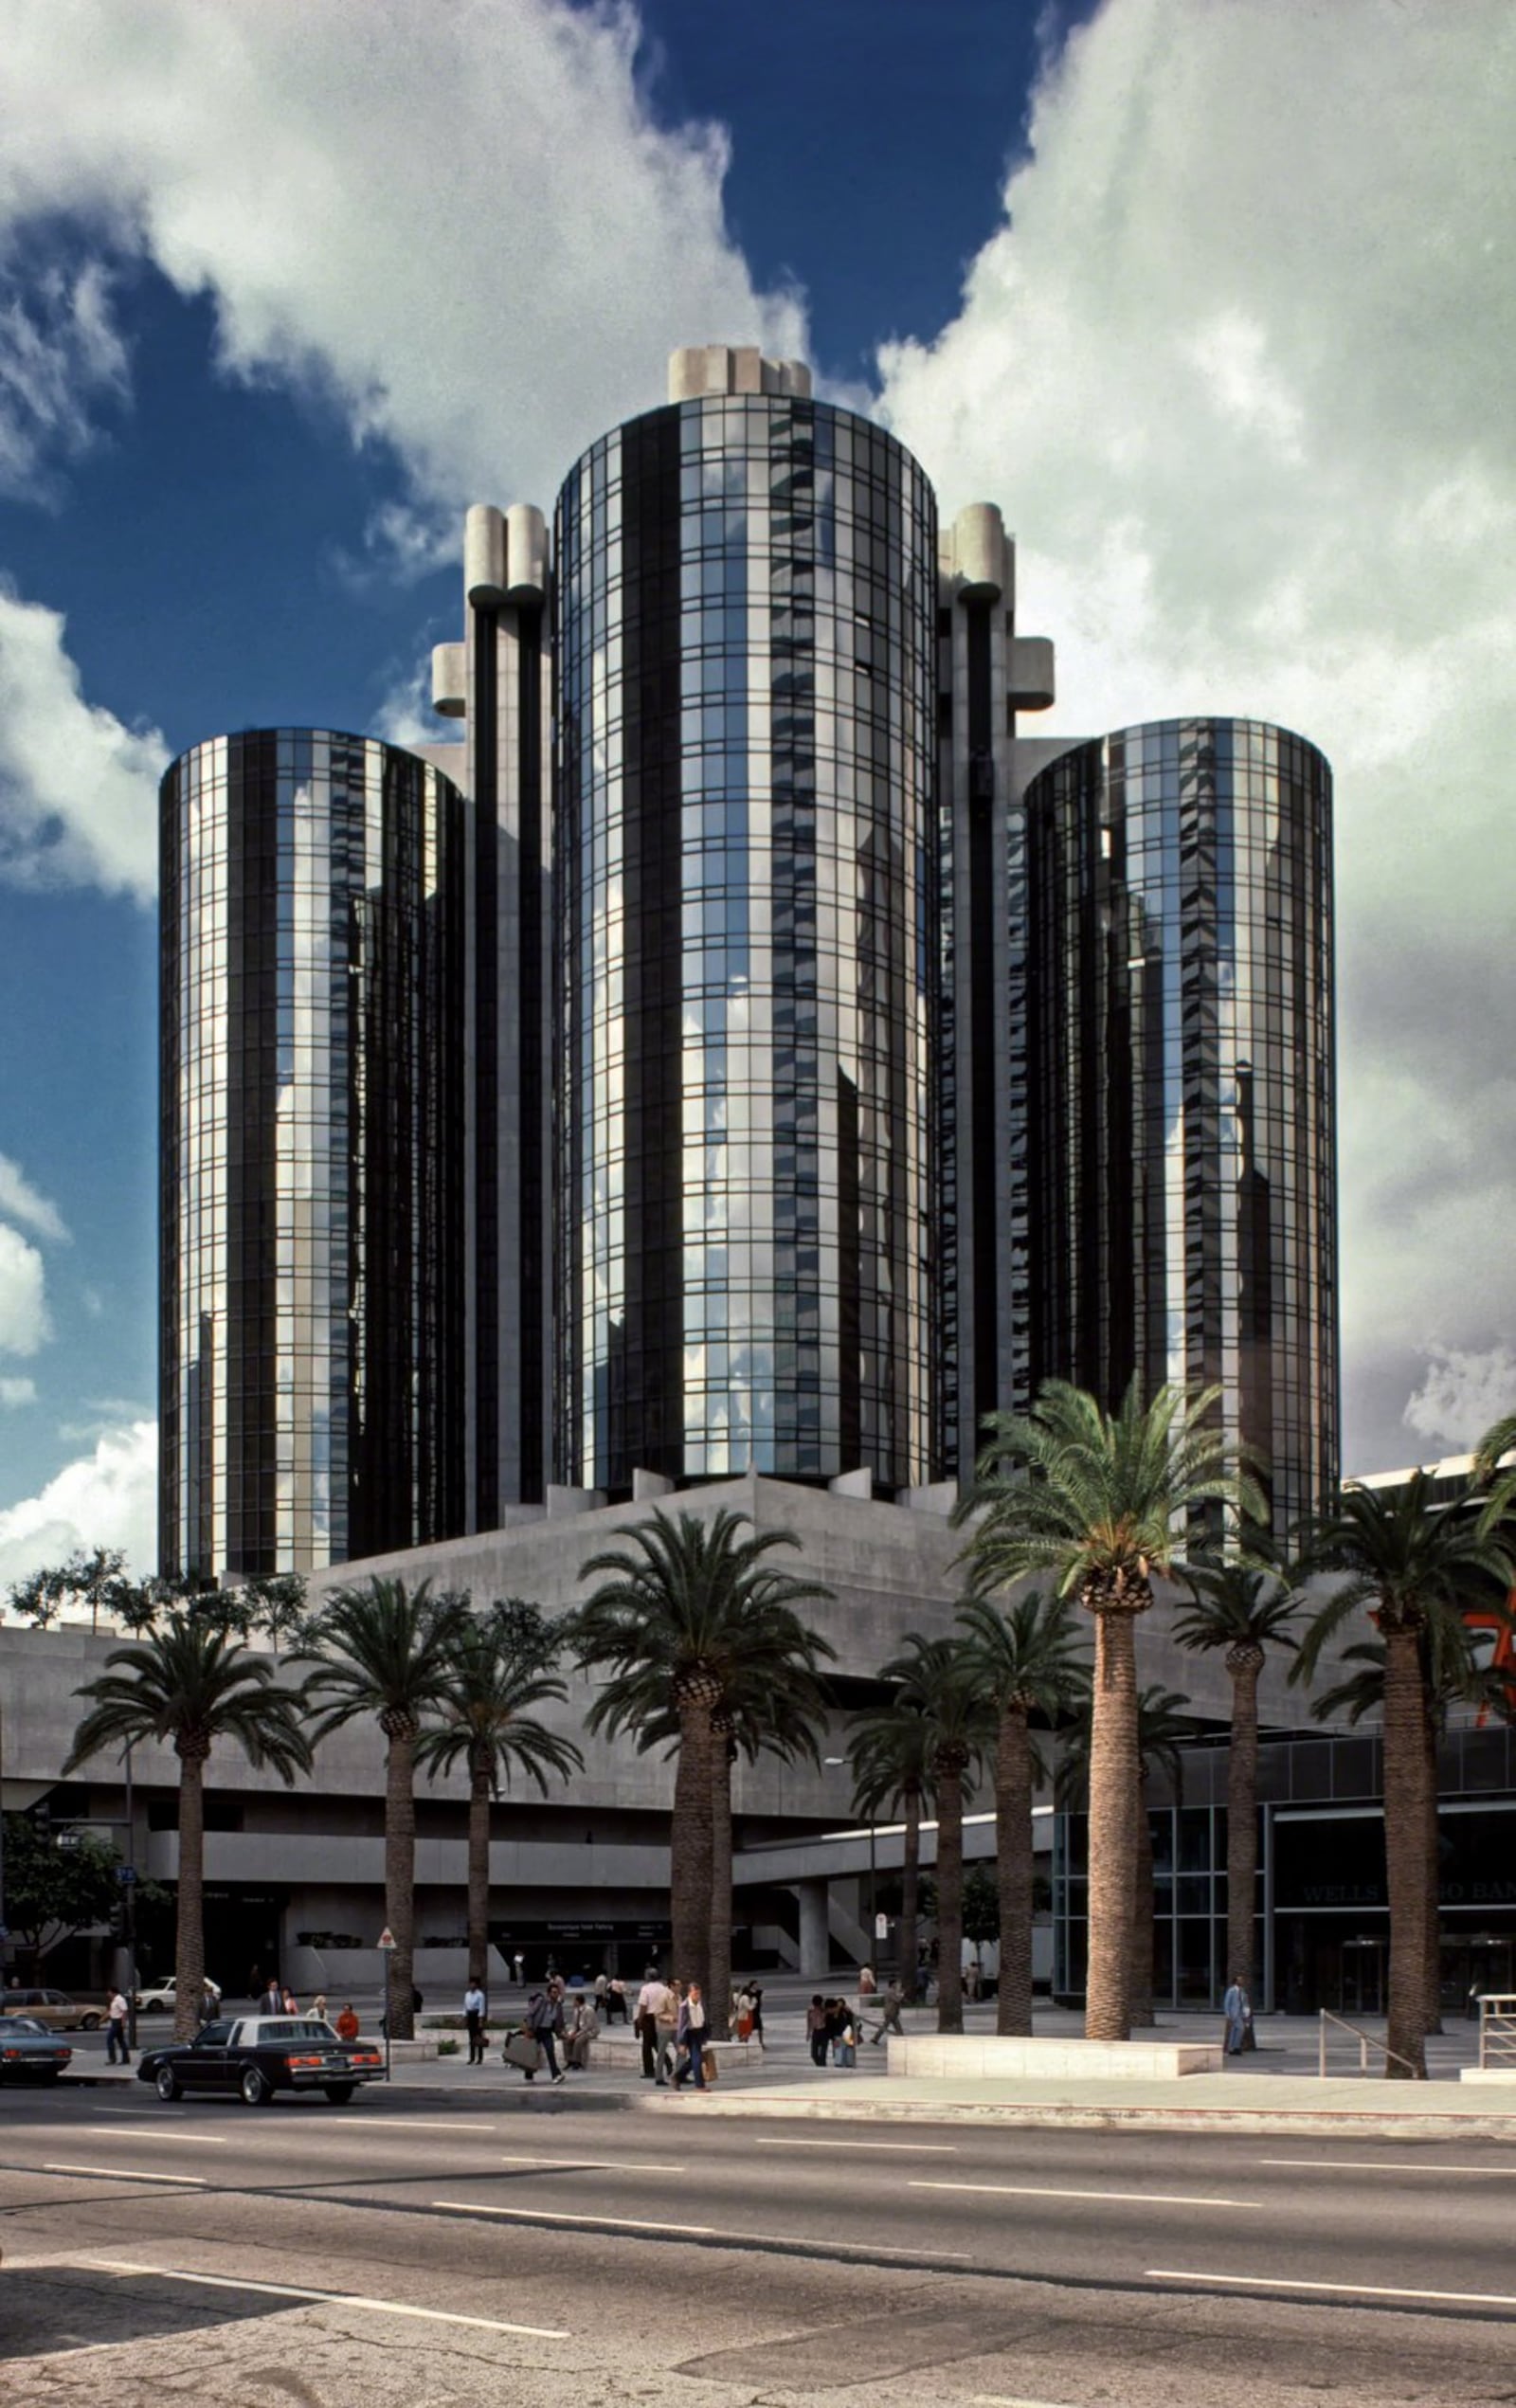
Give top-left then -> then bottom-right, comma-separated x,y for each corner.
260,1977 -> 284,2016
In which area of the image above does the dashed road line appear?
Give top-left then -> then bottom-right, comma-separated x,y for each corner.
85,2257 -> 568,2336
911,2179 -> 1258,2209
1146,2267 -> 1516,2309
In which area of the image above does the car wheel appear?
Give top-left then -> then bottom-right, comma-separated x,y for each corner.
79,2014 -> 101,2031
323,2083 -> 355,2105
155,2065 -> 181,2102
239,2066 -> 270,2107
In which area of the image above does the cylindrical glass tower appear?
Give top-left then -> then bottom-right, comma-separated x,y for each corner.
554,363 -> 939,1493
1024,717 -> 1337,1536
159,728 -> 467,1579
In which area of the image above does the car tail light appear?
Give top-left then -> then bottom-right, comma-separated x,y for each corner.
352,2050 -> 382,2066
2,2048 -> 20,2061
285,2054 -> 325,2069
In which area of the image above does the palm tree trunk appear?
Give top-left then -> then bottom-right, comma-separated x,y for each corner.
1085,1602 -> 1139,2041
173,1744 -> 208,2042
708,1738 -> 734,2038
672,1693 -> 715,2000
386,1724 -> 418,2043
935,1759 -> 966,2034
1382,1625 -> 1429,2078
1422,1707 -> 1443,2037
1226,1658 -> 1261,1997
996,1706 -> 1035,2037
467,1749 -> 492,1990
1129,1776 -> 1154,2026
899,1785 -> 922,2004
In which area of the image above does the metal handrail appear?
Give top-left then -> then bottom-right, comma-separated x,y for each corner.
1476,1993 -> 1516,2070
1317,2007 -> 1420,2080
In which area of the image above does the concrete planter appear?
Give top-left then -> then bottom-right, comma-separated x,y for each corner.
887,2035 -> 1224,2078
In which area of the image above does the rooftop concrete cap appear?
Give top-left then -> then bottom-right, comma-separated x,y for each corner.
505,501 -> 548,607
668,343 -> 813,403
464,503 -> 507,607
949,501 -> 1012,605
1009,634 -> 1056,712
430,640 -> 465,718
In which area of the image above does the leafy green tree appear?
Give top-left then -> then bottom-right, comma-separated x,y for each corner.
65,1618 -> 311,2037
1175,1555 -> 1302,2001
1,1816 -> 126,1968
298,1577 -> 464,2040
9,1548 -> 128,1633
876,1634 -> 987,2034
570,1509 -> 833,2008
417,1600 -> 583,1988
956,1379 -> 1260,2040
849,1687 -> 934,2002
1292,1474 -> 1513,2076
956,1587 -> 1088,2034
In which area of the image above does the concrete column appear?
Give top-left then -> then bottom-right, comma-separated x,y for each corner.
797,1877 -> 830,1979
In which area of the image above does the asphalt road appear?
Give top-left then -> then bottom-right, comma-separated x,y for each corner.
2,2082 -> 1513,2405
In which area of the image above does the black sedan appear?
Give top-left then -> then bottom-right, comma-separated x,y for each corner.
136,2014 -> 384,2106
0,2013 -> 73,2083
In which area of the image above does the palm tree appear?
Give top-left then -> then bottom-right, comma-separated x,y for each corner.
570,1509 -> 834,2004
298,1578 -> 464,2041
956,1587 -> 1088,2035
1174,1555 -> 1301,2002
1059,1684 -> 1193,2026
1312,1632 -> 1512,2037
1471,1411 -> 1516,1524
849,1688 -> 934,2003
875,1635 -> 987,2034
956,1378 -> 1261,2040
65,1616 -> 311,2038
1292,1474 -> 1514,2076
416,1600 -> 583,1990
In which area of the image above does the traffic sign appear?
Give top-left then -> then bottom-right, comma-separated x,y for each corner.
377,1928 -> 396,1951
117,1865 -> 137,1885
874,1911 -> 888,1939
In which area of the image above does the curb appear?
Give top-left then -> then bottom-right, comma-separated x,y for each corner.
671,2092 -> 1516,2139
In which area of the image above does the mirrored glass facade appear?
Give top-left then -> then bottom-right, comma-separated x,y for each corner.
159,730 -> 468,1579
554,394 -> 940,1492
1024,718 -> 1337,1536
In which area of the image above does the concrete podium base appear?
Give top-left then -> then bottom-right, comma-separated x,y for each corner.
887,2035 -> 1224,2078
1459,2066 -> 1516,2084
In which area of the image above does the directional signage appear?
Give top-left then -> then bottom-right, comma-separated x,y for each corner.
377,1928 -> 397,1951
117,1866 -> 137,1886
875,1911 -> 888,1939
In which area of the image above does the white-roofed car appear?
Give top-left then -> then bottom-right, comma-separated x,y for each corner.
135,1975 -> 220,2015
136,2014 -> 383,2106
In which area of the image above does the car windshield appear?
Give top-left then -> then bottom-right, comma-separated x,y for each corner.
193,2020 -> 235,2048
0,2017 -> 47,2036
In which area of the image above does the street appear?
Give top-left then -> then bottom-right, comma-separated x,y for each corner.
2,2081 -> 1513,2405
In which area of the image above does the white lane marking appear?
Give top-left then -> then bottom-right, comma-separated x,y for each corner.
87,2128 -> 229,2145
911,2178 -> 1257,2210
1258,2158 -> 1516,2177
431,2199 -> 972,2260
43,2163 -> 207,2187
372,2117 -> 499,2132
752,2137 -> 958,2155
85,2258 -> 568,2337
1146,2267 -> 1516,2309
497,2155 -> 687,2172
970,2397 -> 1086,2407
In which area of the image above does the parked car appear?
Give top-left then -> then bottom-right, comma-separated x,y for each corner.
135,1976 -> 221,2015
136,2014 -> 384,2106
0,2014 -> 74,2081
2,1985 -> 100,2031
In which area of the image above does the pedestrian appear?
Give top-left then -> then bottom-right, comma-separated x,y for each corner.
858,1963 -> 876,1997
313,1993 -> 328,2024
565,1993 -> 600,2070
605,1977 -> 628,2023
281,1985 -> 298,2014
634,1968 -> 674,2080
834,2005 -> 857,2068
104,1986 -> 131,2065
673,1980 -> 708,2091
526,1980 -> 568,2084
513,1950 -> 525,1984
335,2002 -> 360,2041
805,1993 -> 828,2068
260,1976 -> 283,2017
197,1982 -> 219,2026
745,1982 -> 766,2051
1222,1974 -> 1252,2056
870,1978 -> 905,2043
463,1976 -> 487,2064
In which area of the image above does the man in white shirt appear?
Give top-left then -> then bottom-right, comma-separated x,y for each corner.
105,1988 -> 131,2065
634,1970 -> 674,2081
462,1979 -> 487,2064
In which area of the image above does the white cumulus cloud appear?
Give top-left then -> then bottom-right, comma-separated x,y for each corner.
0,1152 -> 68,1242
0,253 -> 129,497
0,1375 -> 37,1409
0,1416 -> 157,1590
0,1222 -> 49,1355
0,0 -> 806,516
0,583 -> 165,897
1403,1345 -> 1516,1462
875,0 -> 1516,1473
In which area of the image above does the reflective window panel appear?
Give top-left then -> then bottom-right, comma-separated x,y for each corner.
159,729 -> 468,1578
1023,719 -> 1338,1538
553,396 -> 941,1492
